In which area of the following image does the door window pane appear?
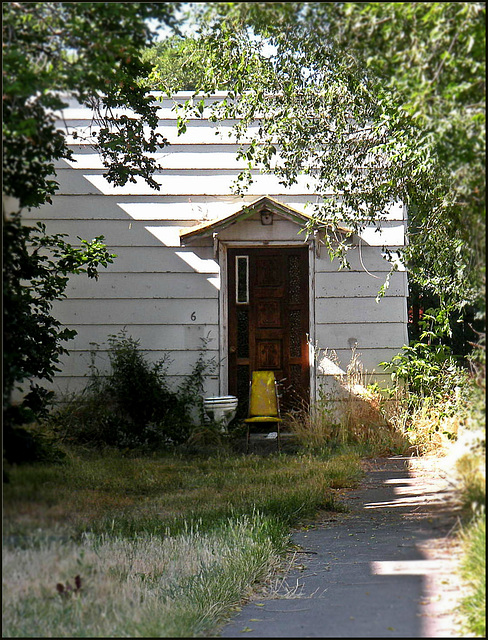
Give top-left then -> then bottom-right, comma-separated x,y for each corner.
236,256 -> 249,304
289,309 -> 302,357
288,254 -> 301,304
237,308 -> 249,358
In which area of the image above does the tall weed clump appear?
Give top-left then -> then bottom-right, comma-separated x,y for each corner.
287,346 -> 409,455
379,308 -> 479,455
50,331 -> 215,450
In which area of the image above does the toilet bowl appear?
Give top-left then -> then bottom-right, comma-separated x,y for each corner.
203,396 -> 238,433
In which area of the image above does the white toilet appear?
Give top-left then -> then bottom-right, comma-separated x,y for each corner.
203,396 -> 238,433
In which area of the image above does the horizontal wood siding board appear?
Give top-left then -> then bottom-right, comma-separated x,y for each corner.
39,218 -> 331,247
317,372 -> 393,382
316,348 -> 406,373
24,197 -> 404,223
61,324 -> 219,351
52,143 -> 253,154
315,297 -> 406,323
314,323 -> 408,350
42,376 -> 221,397
51,299 -> 218,325
56,105 -> 244,121
62,126 -> 269,146
55,116 -> 246,127
22,195 -> 322,221
59,247 -> 218,273
24,201 -> 405,224
55,151 -> 255,171
315,271 -> 406,297
38,219 -> 202,247
57,350 -> 219,377
64,272 -> 220,299
316,373 -> 394,389
315,247 -> 405,272
52,169 -> 321,196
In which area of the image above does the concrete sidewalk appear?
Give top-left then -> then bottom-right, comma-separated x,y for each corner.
218,456 -> 467,638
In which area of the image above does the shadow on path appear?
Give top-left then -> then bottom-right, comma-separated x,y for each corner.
219,456 -> 464,638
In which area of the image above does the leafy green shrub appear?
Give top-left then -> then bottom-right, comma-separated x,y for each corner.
379,308 -> 485,456
381,307 -> 469,409
50,331 -> 216,450
3,212 -> 115,465
383,342 -> 467,405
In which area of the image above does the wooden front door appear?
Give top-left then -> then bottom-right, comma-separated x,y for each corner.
228,247 -> 310,417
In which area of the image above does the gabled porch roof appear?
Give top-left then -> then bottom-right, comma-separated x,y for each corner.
179,196 -> 351,244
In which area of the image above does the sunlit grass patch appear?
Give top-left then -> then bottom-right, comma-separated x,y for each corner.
2,449 -> 363,637
3,451 -> 361,538
2,514 -> 285,638
458,512 -> 486,638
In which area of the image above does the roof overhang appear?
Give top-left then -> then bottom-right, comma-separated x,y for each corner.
179,196 -> 351,245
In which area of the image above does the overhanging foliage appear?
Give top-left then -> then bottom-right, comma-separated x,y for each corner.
164,2 -> 485,314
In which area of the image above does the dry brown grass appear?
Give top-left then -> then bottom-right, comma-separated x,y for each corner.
286,345 -> 409,455
2,450 -> 364,637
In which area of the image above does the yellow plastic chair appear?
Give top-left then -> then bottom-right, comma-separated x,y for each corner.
244,371 -> 283,452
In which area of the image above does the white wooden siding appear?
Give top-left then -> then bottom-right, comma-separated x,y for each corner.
64,272 -> 220,299
51,298 -> 218,325
315,297 -> 406,323
62,324 -> 219,351
63,246 -> 218,274
29,196 -> 405,231
315,271 -> 406,297
49,376 -> 221,398
23,95 -> 408,399
56,349 -> 219,377
52,168 -> 322,196
315,323 -> 407,352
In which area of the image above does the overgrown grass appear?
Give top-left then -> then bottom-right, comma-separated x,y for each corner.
458,512 -> 486,638
3,449 -> 362,637
285,384 -> 410,457
287,346 -> 411,456
2,516 -> 285,638
451,427 -> 486,638
3,451 -> 360,538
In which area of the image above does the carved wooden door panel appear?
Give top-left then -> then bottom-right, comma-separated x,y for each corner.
228,247 -> 309,417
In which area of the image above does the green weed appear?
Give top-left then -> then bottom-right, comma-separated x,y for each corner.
458,512 -> 486,637
49,330 -> 216,451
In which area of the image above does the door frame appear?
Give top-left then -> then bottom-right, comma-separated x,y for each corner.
218,240 -> 316,405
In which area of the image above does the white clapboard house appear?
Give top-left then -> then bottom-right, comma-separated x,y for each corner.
23,93 -> 409,418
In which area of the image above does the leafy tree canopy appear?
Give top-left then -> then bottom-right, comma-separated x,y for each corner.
165,2 -> 485,316
2,2 -> 181,439
3,1 -> 181,207
141,35 -> 214,93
